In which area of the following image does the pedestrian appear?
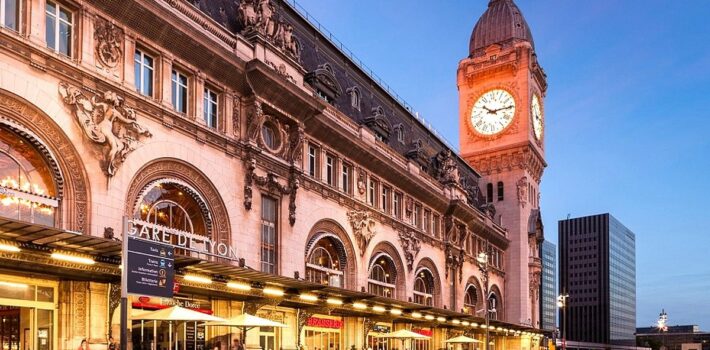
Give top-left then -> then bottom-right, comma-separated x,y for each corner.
78,339 -> 89,350
108,336 -> 117,350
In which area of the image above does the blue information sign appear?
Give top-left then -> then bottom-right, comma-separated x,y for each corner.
126,236 -> 175,298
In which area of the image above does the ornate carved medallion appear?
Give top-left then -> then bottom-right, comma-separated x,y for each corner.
94,17 -> 124,69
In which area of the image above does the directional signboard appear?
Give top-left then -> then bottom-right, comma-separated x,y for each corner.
126,236 -> 174,298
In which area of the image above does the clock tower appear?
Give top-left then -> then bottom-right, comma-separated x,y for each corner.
458,0 -> 547,328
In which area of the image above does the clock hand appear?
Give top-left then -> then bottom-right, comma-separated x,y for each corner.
490,105 -> 514,114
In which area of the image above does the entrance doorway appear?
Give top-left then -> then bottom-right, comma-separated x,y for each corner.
0,276 -> 57,350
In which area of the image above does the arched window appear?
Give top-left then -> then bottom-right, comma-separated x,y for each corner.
305,236 -> 345,288
413,268 -> 434,306
368,253 -> 397,298
488,293 -> 499,320
0,128 -> 58,226
486,183 -> 493,203
349,86 -> 361,110
497,181 -> 504,201
134,180 -> 210,255
464,284 -> 478,315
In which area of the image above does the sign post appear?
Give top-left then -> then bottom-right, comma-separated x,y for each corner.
120,217 -> 176,350
120,216 -> 128,350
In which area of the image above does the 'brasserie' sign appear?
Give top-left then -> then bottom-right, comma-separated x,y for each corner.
128,219 -> 239,261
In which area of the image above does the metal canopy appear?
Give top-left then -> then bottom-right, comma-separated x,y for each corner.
0,218 -> 122,257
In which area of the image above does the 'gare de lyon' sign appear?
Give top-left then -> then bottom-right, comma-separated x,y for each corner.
127,219 -> 239,261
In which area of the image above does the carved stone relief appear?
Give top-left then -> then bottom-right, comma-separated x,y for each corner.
246,100 -> 265,144
237,0 -> 301,61
434,149 -> 460,186
243,152 -> 300,225
517,176 -> 529,208
286,125 -> 305,165
346,210 -> 376,256
59,83 -> 152,177
398,230 -> 421,272
94,17 -> 123,69
356,167 -> 366,195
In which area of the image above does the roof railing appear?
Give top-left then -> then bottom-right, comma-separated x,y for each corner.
283,0 -> 459,152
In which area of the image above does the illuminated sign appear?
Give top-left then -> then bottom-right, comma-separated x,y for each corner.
128,219 -> 239,261
412,329 -> 432,337
306,317 -> 342,329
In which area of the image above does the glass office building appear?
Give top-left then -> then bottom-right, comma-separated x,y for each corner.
559,213 -> 636,346
540,240 -> 557,332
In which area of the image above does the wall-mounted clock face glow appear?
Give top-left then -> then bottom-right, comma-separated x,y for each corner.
470,89 -> 516,135
531,94 -> 543,140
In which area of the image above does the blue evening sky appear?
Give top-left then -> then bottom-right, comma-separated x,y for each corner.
292,0 -> 710,328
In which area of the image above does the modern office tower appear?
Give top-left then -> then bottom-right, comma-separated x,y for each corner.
540,240 -> 557,331
559,213 -> 636,346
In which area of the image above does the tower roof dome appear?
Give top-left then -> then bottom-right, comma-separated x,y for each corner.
469,0 -> 535,56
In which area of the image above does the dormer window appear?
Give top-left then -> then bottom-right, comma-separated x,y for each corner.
363,106 -> 391,142
305,63 -> 342,105
347,86 -> 361,110
394,124 -> 405,144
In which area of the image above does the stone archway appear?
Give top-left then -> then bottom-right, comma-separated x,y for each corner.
489,284 -> 504,321
368,241 -> 407,300
305,219 -> 358,289
414,258 -> 443,307
0,90 -> 91,233
124,158 -> 231,246
463,275 -> 485,315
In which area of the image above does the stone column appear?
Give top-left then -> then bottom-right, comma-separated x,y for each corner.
123,36 -> 137,90
160,53 -> 174,109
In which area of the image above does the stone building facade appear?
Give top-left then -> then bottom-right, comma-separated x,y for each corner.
0,1 -> 545,350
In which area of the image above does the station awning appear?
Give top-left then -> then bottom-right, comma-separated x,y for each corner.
0,217 -> 542,336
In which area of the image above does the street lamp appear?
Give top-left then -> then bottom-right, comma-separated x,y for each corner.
557,294 -> 569,350
476,250 -> 491,350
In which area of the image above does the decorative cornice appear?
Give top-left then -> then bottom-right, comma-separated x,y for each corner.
464,143 -> 546,183
162,0 -> 238,48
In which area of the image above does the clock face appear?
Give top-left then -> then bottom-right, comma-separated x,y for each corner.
531,94 -> 543,140
470,89 -> 516,136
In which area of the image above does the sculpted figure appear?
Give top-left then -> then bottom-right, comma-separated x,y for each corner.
347,210 -> 377,256
59,83 -> 152,176
237,0 -> 258,29
257,0 -> 276,37
284,24 -> 300,58
517,176 -> 529,207
246,101 -> 265,143
437,149 -> 460,185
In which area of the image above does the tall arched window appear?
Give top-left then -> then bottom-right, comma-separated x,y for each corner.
413,268 -> 434,306
497,181 -> 504,201
306,236 -> 345,288
464,284 -> 478,315
486,183 -> 493,203
134,180 -> 210,254
0,128 -> 58,226
488,293 -> 499,320
368,253 -> 397,298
